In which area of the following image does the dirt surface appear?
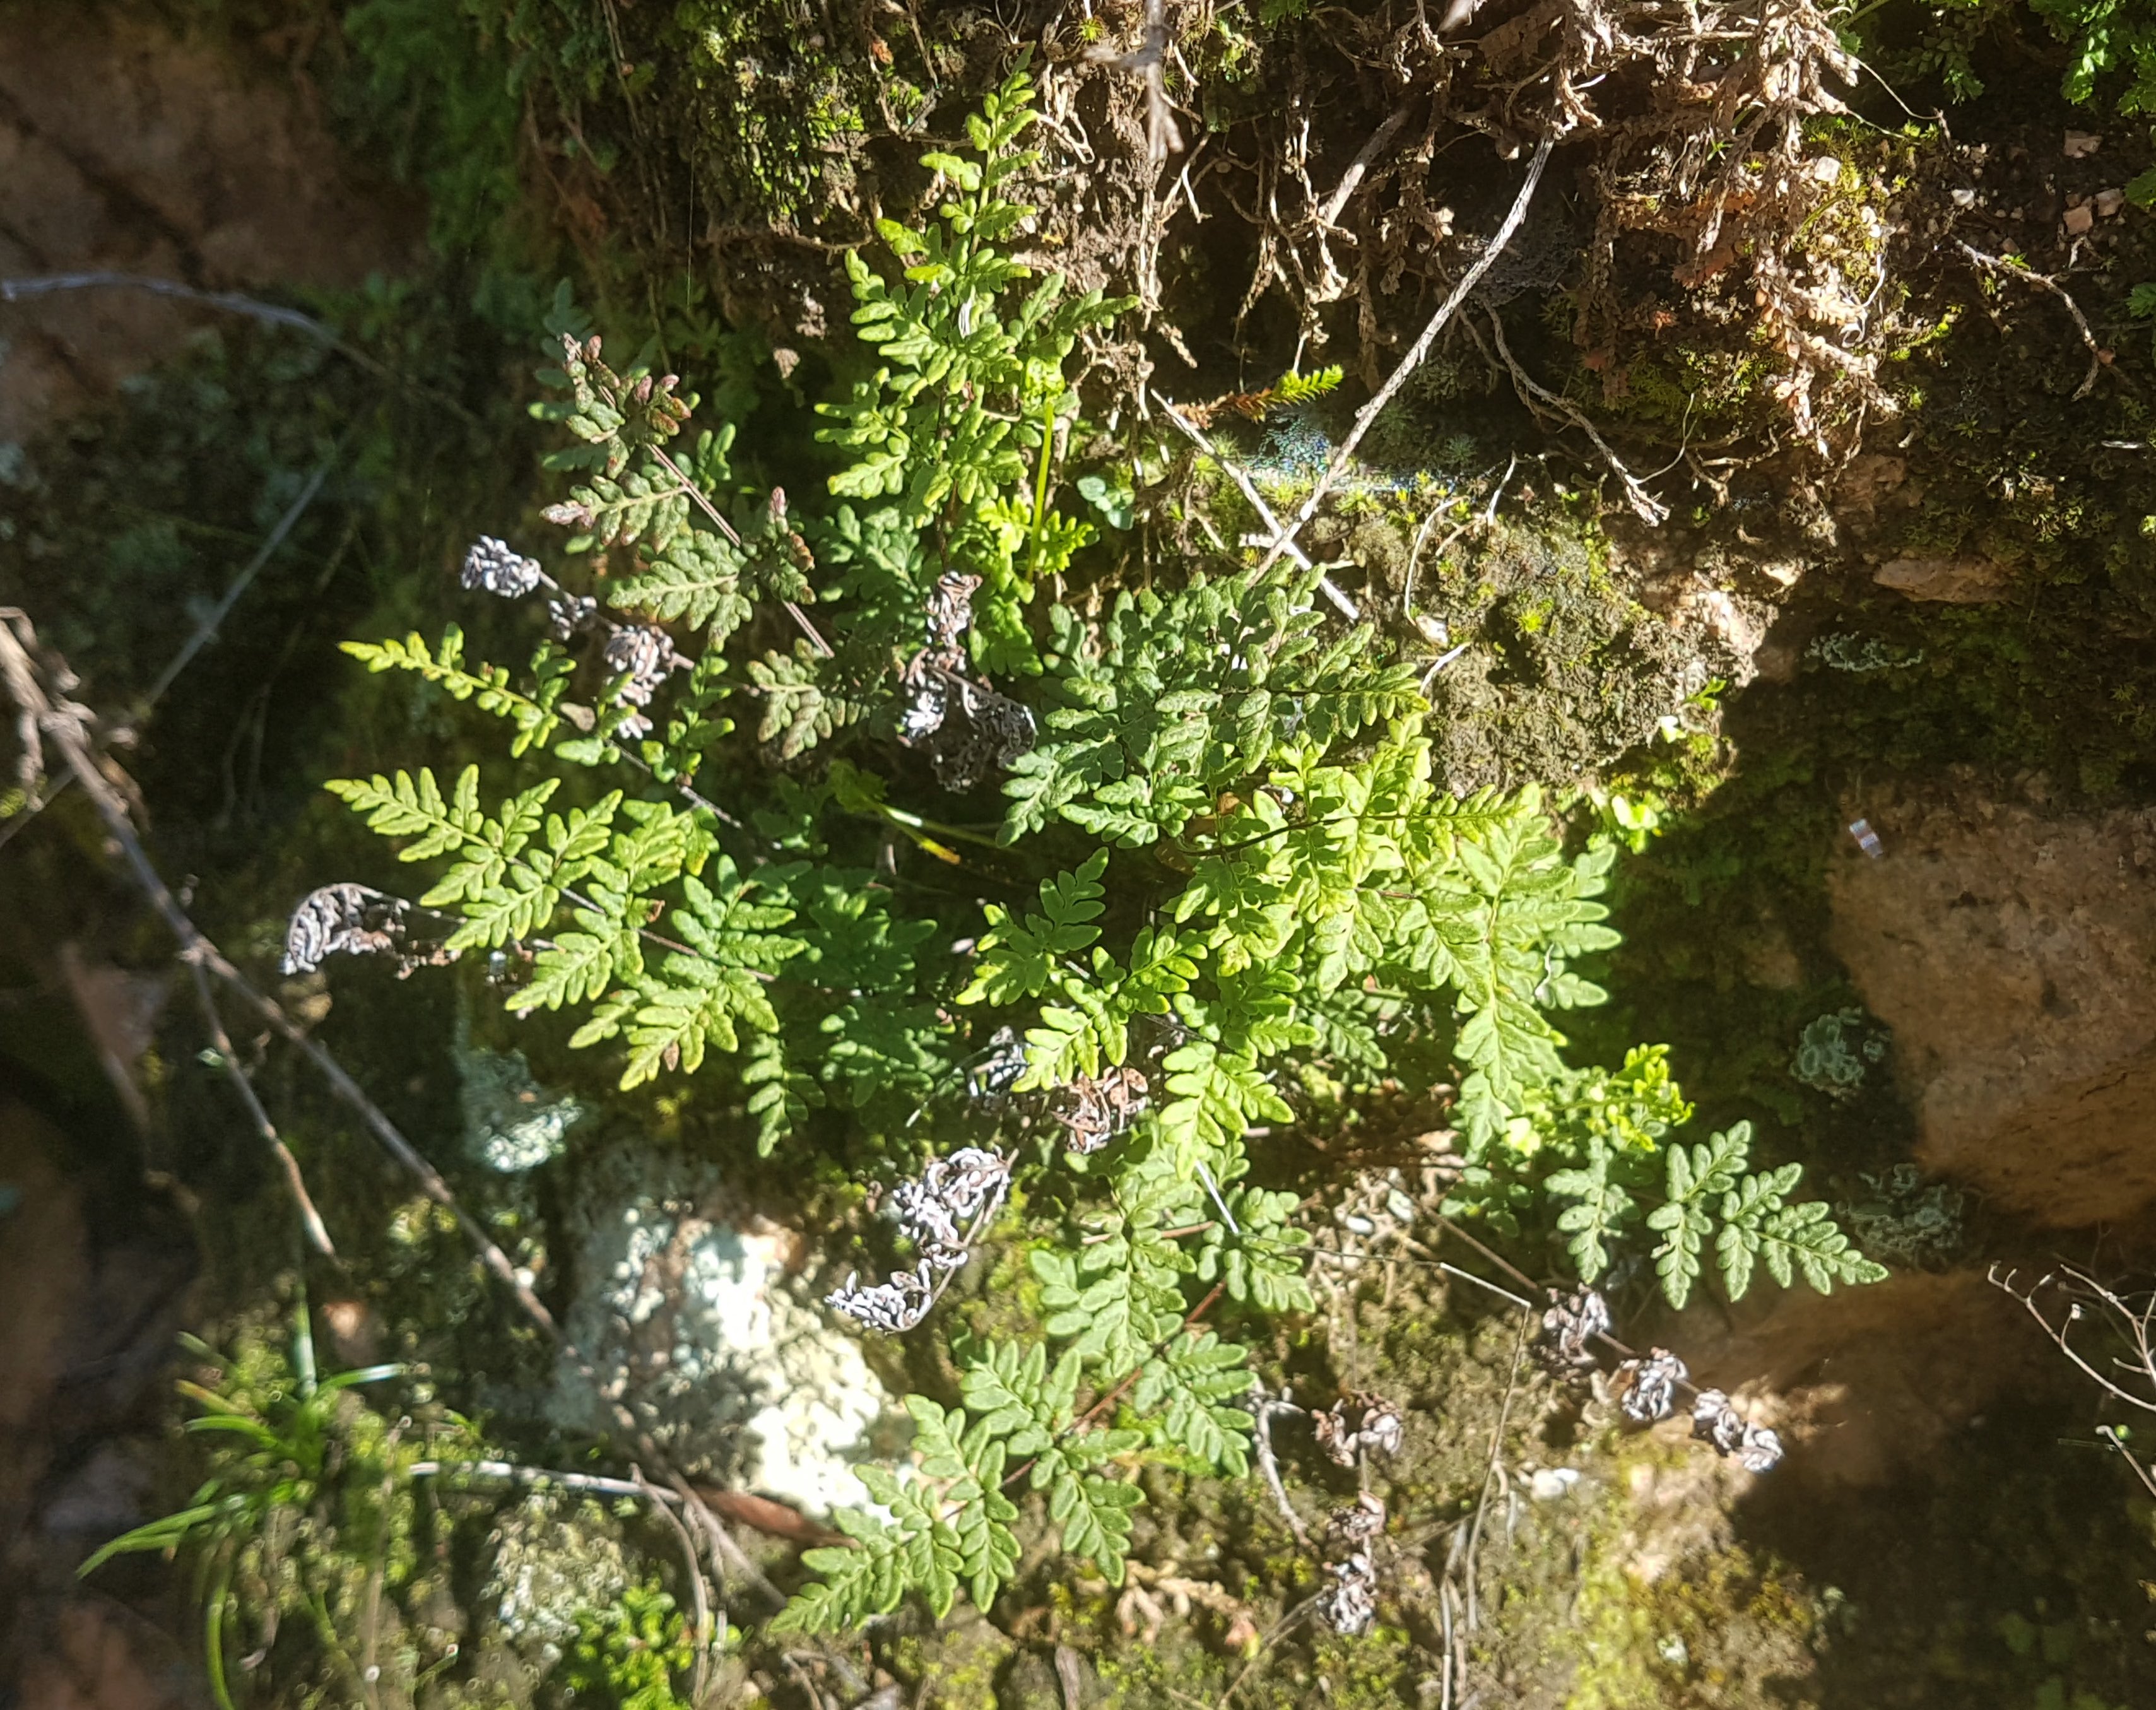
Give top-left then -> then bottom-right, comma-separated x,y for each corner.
0,2 -> 421,440
1828,778 -> 2156,1229
0,1096 -> 201,1701
1683,1269 -> 2056,1488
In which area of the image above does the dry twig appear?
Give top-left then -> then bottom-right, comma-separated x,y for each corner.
0,609 -> 830,1644
1956,242 -> 2107,401
635,1464 -> 719,1706
1485,308 -> 1668,524
1246,1385 -> 1314,1548
1256,135 -> 1557,574
185,956 -> 336,1258
1151,391 -> 1359,620
146,464 -> 331,705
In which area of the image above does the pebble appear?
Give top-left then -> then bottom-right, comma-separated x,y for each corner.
1529,1466 -> 1582,1501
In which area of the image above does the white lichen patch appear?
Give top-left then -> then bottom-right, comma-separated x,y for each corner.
548,1157 -> 891,1518
455,1010 -> 584,1172
483,1496 -> 630,1660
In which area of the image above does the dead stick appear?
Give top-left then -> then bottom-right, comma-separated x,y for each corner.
1247,1386 -> 1313,1548
185,956 -> 337,1258
635,1464 -> 717,1706
1956,240 -> 2106,401
1255,136 -> 1556,574
647,445 -> 834,657
1151,391 -> 1358,620
2,608 -> 849,1646
1316,103 -> 1415,231
1485,307 -> 1666,524
0,608 -> 558,1337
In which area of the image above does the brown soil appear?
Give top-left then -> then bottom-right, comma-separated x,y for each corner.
0,1 -> 422,440
1827,777 -> 2156,1229
0,1097 -> 200,1689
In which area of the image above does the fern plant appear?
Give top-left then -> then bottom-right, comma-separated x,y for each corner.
310,70 -> 1882,1642
816,61 -> 1129,676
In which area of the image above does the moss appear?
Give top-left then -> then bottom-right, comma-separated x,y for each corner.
1415,513 -> 1704,794
890,1615 -> 1015,1709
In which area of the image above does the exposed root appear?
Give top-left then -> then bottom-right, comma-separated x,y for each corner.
1955,241 -> 2109,402
1485,306 -> 1670,524
1256,135 -> 1557,574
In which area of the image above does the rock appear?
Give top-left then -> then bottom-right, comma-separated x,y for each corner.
1829,786 -> 2156,1227
1679,1272 -> 2049,1488
1872,555 -> 2014,603
1529,1466 -> 1582,1500
1830,452 -> 1911,529
2097,187 -> 2127,217
545,1155 -> 893,1518
0,7 -> 422,439
38,1445 -> 155,1543
2064,129 -> 2102,157
2065,201 -> 2095,235
15,1596 -> 211,1710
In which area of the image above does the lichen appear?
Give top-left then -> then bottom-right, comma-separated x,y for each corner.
1790,1008 -> 1888,1100
544,1149 -> 895,1517
1835,1163 -> 1965,1268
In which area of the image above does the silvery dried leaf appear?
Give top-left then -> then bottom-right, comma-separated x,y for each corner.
1325,1493 -> 1386,1551
1313,1393 -> 1403,1466
1051,1066 -> 1150,1155
1315,1552 -> 1377,1636
1736,1423 -> 1784,1472
603,625 -> 678,706
926,570 -> 982,656
825,1268 -> 933,1334
1537,1284 -> 1611,1374
1618,1348 -> 1688,1424
1690,1388 -> 1747,1457
965,1028 -> 1028,1106
281,883 -> 409,975
548,593 -> 599,639
461,536 -> 543,599
892,1146 -> 1010,1267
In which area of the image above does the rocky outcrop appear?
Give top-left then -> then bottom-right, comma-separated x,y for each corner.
1684,1270 -> 2051,1487
1872,555 -> 2016,603
545,1153 -> 895,1519
0,8 -> 422,437
1827,782 -> 2156,1227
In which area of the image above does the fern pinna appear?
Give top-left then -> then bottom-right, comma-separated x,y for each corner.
312,66 -> 1880,1636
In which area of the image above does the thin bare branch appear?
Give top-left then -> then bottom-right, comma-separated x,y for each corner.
1990,1263 -> 2156,1415
146,464 -> 331,706
1,271 -> 338,339
1956,242 -> 2107,401
1150,391 -> 1359,620
1255,135 -> 1558,574
636,1464 -> 717,1705
1486,309 -> 1668,524
185,956 -> 336,1258
1246,1385 -> 1314,1548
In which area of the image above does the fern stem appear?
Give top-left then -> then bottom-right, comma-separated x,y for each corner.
1001,1281 -> 1225,1494
1025,394 -> 1057,586
647,444 -> 834,657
